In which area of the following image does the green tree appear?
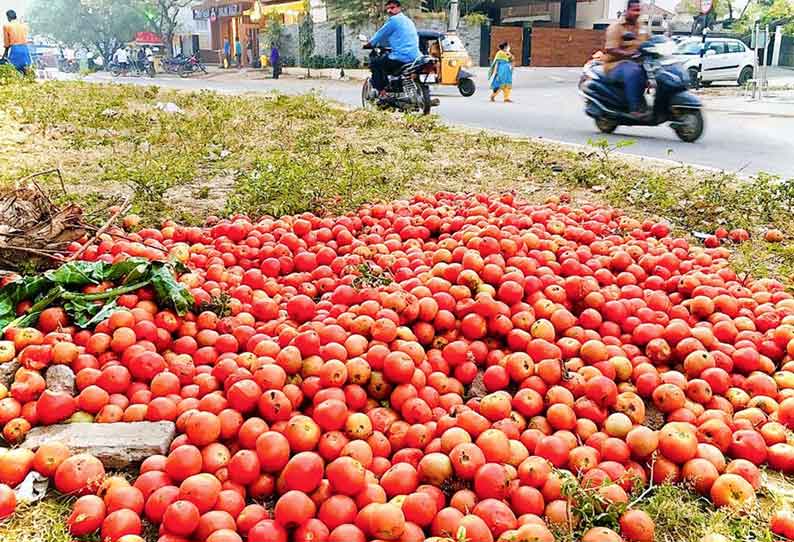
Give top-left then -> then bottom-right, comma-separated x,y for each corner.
735,0 -> 794,35
675,0 -> 733,20
326,0 -> 421,26
299,9 -> 314,75
137,0 -> 194,57
27,0 -> 146,61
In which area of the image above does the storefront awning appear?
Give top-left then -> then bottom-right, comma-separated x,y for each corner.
134,32 -> 164,45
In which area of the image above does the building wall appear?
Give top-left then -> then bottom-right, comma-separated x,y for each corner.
270,16 -> 483,66
497,0 -> 609,28
531,26 -> 604,66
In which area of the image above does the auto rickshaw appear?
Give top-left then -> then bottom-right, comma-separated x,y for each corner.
418,30 -> 476,97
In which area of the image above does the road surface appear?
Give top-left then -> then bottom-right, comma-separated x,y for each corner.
76,69 -> 794,178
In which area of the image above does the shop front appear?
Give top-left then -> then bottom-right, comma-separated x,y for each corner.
193,1 -> 255,64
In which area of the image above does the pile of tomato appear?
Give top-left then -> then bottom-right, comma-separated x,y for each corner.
1,191 -> 794,542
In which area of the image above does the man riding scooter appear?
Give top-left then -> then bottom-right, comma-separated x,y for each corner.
364,0 -> 421,97
602,0 -> 649,119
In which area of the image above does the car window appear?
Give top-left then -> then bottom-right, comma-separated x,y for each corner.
676,41 -> 703,55
706,41 -> 726,54
728,41 -> 745,53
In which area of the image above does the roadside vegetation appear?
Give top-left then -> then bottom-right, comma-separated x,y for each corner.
2,81 -> 794,542
2,80 -> 793,284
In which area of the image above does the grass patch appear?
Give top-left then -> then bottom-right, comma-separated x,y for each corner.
551,472 -> 783,542
0,497 -> 74,542
1,80 -> 793,278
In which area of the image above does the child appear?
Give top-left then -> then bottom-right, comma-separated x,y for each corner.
489,42 -> 514,103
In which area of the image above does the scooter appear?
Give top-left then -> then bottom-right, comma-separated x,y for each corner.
579,35 -> 704,143
359,34 -> 439,115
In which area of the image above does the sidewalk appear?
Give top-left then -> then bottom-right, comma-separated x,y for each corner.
704,90 -> 794,118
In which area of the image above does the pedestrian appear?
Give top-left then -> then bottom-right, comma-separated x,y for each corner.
246,39 -> 254,67
223,38 -> 231,68
270,42 -> 280,79
488,42 -> 514,103
2,10 -> 32,74
235,38 -> 242,67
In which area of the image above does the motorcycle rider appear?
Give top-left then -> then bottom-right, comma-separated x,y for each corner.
113,47 -> 130,72
365,0 -> 420,96
602,0 -> 648,119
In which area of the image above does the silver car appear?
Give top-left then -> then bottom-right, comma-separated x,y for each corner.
673,37 -> 755,86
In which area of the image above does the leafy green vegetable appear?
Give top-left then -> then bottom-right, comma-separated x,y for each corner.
0,259 -> 194,332
150,263 -> 194,317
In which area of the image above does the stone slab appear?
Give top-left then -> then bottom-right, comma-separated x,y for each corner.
45,365 -> 76,394
22,422 -> 176,469
0,360 -> 20,387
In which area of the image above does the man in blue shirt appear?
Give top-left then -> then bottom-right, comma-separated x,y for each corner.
366,0 -> 420,93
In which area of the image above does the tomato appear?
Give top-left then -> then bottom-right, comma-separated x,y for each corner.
0,483 -> 16,520
67,495 -> 106,536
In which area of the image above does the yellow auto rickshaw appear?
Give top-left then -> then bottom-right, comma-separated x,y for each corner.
418,30 -> 476,97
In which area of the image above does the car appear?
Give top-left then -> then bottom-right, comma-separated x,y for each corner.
672,37 -> 755,87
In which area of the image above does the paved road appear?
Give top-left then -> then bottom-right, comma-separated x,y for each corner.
78,69 -> 794,178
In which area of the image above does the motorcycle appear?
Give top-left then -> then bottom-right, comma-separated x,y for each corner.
137,57 -> 157,78
109,58 -> 155,78
57,57 -> 79,73
578,35 -> 704,143
162,54 -> 187,75
359,35 -> 439,115
178,54 -> 208,78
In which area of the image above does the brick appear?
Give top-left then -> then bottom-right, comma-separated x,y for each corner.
22,422 -> 176,469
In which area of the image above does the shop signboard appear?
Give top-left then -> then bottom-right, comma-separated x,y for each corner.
193,4 -> 244,20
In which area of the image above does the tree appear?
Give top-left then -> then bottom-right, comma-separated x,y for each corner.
326,0 -> 421,26
137,0 -> 193,57
735,0 -> 794,35
675,0 -> 732,20
27,0 -> 146,61
422,0 -> 495,16
299,10 -> 315,76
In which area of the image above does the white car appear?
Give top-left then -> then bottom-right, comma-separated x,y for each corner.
673,37 -> 755,87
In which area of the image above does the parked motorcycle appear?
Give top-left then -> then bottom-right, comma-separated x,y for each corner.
578,35 -> 704,143
109,58 -> 155,78
57,57 -> 79,73
162,54 -> 186,75
359,35 -> 439,115
178,54 -> 208,78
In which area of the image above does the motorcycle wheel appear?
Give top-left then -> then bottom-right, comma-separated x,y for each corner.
458,78 -> 476,97
200,64 -> 208,74
420,85 -> 432,116
179,65 -> 190,78
111,66 -> 121,77
361,78 -> 376,110
595,117 -> 618,134
673,109 -> 704,143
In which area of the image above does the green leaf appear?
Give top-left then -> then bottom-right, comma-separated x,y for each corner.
100,257 -> 151,283
44,261 -> 106,287
64,298 -> 119,328
149,262 -> 194,315
0,276 -> 53,329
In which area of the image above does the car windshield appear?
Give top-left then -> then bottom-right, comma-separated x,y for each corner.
676,41 -> 704,55
441,36 -> 466,52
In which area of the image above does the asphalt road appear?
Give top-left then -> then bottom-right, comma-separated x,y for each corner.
78,68 -> 794,178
